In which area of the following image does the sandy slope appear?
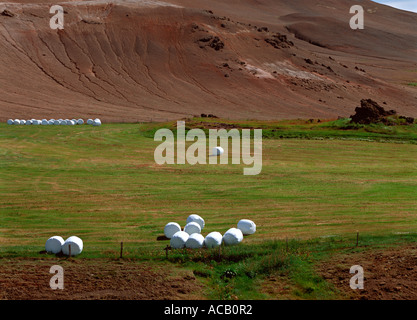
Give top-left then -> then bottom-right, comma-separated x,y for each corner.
0,0 -> 416,122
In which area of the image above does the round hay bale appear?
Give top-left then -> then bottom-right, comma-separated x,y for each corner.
77,119 -> 84,125
13,119 -> 20,125
20,120 -> 26,125
222,228 -> 243,246
68,120 -> 75,126
45,236 -> 64,254
237,219 -> 256,235
60,120 -> 67,125
184,222 -> 201,235
41,119 -> 49,125
7,119 -> 14,125
186,214 -> 205,230
48,120 -> 55,125
61,236 -> 83,256
87,119 -> 93,125
186,233 -> 205,249
170,231 -> 189,249
26,120 -> 32,125
204,231 -> 223,248
164,222 -> 181,239
33,120 -> 40,125
212,147 -> 224,156
53,120 -> 60,125
93,118 -> 102,126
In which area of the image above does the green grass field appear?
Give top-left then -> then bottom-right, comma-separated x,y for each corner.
1,119 -> 417,299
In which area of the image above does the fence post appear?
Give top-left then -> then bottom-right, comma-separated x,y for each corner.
286,237 -> 288,253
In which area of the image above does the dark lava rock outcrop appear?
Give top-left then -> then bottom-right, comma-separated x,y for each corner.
351,99 -> 414,125
351,99 -> 396,124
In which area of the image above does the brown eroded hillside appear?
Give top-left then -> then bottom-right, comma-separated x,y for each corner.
0,0 -> 416,122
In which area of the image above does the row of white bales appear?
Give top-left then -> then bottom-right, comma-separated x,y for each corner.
7,118 -> 102,126
44,214 -> 256,256
165,214 -> 256,249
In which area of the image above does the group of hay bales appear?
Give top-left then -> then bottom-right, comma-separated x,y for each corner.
6,118 -> 102,126
164,214 -> 256,249
43,215 -> 256,256
45,236 -> 83,256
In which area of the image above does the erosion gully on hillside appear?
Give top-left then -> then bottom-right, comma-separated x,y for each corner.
0,0 -> 416,122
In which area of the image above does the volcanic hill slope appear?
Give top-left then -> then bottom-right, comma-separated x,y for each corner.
0,0 -> 416,122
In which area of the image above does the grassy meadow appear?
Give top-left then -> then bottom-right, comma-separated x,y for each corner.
1,118 -> 416,299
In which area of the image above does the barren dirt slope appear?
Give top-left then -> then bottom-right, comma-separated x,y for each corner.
0,0 -> 416,122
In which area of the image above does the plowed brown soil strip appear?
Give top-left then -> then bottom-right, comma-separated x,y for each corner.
318,244 -> 417,300
0,258 -> 205,300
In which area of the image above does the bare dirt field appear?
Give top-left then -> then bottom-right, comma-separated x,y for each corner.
318,244 -> 417,300
0,258 -> 205,300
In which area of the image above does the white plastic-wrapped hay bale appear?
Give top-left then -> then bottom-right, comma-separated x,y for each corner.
186,233 -> 205,249
164,222 -> 181,239
68,120 -> 75,126
77,119 -> 84,125
93,118 -> 101,126
87,119 -> 93,125
7,119 -> 14,125
48,120 -> 54,125
237,219 -> 256,235
20,120 -> 26,125
222,228 -> 243,246
60,120 -> 67,125
186,214 -> 205,230
170,231 -> 189,249
41,119 -> 49,125
61,236 -> 83,256
184,222 -> 201,235
13,119 -> 20,125
33,120 -> 40,125
26,120 -> 32,125
204,231 -> 223,248
212,146 -> 224,156
45,236 -> 65,254
53,120 -> 60,125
